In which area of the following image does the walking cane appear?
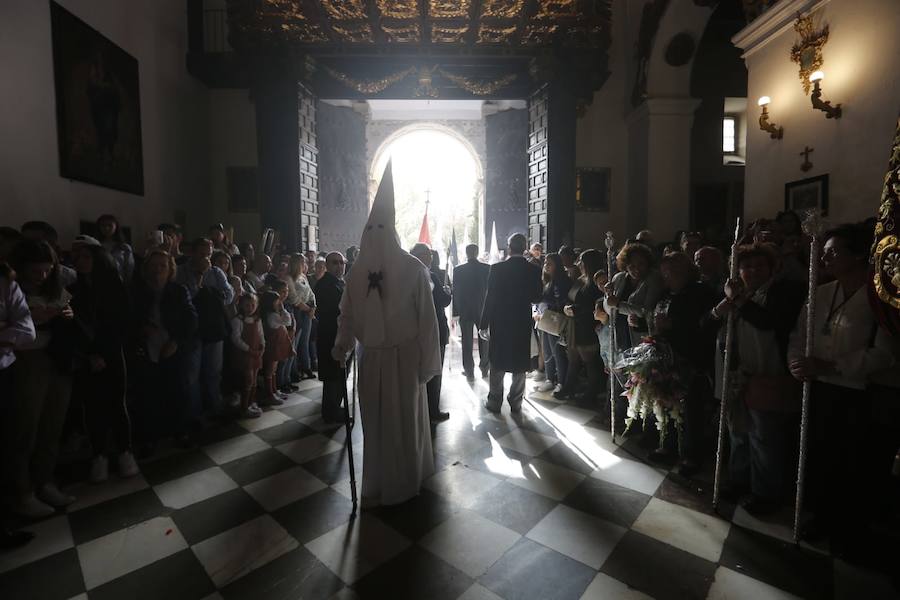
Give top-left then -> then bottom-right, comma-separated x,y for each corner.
605,232 -> 618,444
341,355 -> 359,517
792,211 -> 824,542
712,218 -> 741,510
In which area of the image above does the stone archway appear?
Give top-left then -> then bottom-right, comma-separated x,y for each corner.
368,121 -> 486,249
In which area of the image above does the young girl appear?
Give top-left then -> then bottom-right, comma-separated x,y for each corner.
259,290 -> 294,406
230,294 -> 265,418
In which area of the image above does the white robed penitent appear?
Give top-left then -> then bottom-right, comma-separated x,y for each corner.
334,160 -> 441,507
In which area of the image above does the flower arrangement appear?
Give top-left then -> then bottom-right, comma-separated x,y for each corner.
614,337 -> 688,449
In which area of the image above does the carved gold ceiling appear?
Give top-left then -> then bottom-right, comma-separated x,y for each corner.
231,0 -> 610,48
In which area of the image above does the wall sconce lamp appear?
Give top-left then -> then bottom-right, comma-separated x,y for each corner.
809,71 -> 842,119
757,96 -> 783,139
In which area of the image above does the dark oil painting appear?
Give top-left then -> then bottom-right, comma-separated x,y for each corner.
51,1 -> 144,195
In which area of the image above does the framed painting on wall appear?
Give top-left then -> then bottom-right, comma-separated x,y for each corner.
51,1 -> 144,195
576,168 -> 611,212
785,174 -> 828,216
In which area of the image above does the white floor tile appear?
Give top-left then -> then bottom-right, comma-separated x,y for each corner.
192,515 -> 298,588
505,457 -> 585,501
526,505 -> 626,569
236,409 -> 291,432
548,405 -> 599,426
632,498 -> 731,563
420,510 -> 520,578
457,582 -> 505,600
295,379 -> 323,392
589,456 -> 666,496
77,516 -> 188,590
153,467 -> 239,510
833,559 -> 898,600
244,466 -> 327,511
495,428 -> 559,457
66,475 -> 150,513
305,515 -> 410,584
580,573 -> 653,599
203,433 -> 270,465
0,516 -> 73,574
423,463 -> 504,507
276,434 -> 343,464
331,478 -> 356,501
706,566 -> 802,599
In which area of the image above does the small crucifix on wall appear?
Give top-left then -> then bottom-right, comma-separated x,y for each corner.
800,146 -> 814,172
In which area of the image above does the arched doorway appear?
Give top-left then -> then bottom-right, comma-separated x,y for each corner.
370,123 -> 485,252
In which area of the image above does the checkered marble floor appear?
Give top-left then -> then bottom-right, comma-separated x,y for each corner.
1,345 -> 896,599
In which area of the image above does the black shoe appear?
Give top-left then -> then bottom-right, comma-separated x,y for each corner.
741,495 -> 780,517
463,370 -> 475,381
480,369 -> 489,379
1,527 -> 35,550
430,411 -> 450,423
483,402 -> 500,414
553,389 -> 574,401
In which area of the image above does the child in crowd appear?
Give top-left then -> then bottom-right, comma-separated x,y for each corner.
230,294 -> 265,418
593,270 -> 611,367
259,289 -> 294,406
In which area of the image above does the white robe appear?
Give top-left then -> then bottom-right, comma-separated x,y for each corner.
335,253 -> 441,506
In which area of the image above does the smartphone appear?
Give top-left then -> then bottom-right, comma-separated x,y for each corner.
153,230 -> 165,246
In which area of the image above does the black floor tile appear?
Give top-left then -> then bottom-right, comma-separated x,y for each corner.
272,488 -> 354,544
468,481 -> 557,535
279,401 -> 323,419
368,488 -> 459,540
353,546 -> 472,600
562,477 -> 651,529
171,488 -> 264,545
194,421 -> 250,446
600,530 -> 717,600
220,546 -> 343,600
479,538 -> 596,600
68,488 -> 167,545
302,447 -> 364,484
719,525 -> 834,599
220,448 -> 297,486
140,449 -> 217,486
655,472 -> 734,520
254,420 -> 317,446
89,549 -> 214,600
0,548 -> 84,600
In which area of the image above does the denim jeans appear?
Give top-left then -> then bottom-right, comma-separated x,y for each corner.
293,309 -> 312,373
728,406 -> 794,501
200,341 -> 224,416
541,331 -> 568,385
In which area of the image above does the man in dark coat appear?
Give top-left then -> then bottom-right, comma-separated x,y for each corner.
412,243 -> 452,422
480,233 -> 542,413
315,252 -> 347,423
452,244 -> 490,380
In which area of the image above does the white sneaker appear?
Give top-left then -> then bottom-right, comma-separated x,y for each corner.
117,452 -> 140,478
534,381 -> 555,392
532,371 -> 547,382
244,403 -> 262,418
37,483 -> 75,508
90,455 -> 109,483
553,384 -> 563,393
13,493 -> 55,519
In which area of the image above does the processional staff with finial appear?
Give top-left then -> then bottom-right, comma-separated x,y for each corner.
605,231 -> 618,443
792,209 -> 826,542
712,217 -> 741,509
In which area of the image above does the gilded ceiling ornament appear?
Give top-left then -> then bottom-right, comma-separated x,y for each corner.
260,0 -> 307,20
276,22 -> 328,42
322,65 -> 416,94
330,23 -> 374,43
477,25 -> 518,44
377,0 -> 419,19
414,66 -> 439,98
872,115 -> 900,317
381,22 -> 421,42
320,0 -> 367,20
431,25 -> 469,43
437,69 -> 517,95
536,0 -> 577,18
790,15 -> 829,95
429,0 -> 471,19
480,0 -> 523,19
522,24 -> 559,45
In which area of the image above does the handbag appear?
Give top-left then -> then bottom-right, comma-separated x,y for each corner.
742,373 -> 801,412
537,309 -> 565,336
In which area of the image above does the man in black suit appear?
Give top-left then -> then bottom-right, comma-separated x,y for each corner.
452,244 -> 490,380
480,233 -> 542,413
315,252 -> 347,423
411,243 -> 451,422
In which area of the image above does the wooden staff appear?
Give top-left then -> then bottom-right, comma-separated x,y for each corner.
605,231 -> 618,443
712,217 -> 741,509
793,210 -> 824,542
